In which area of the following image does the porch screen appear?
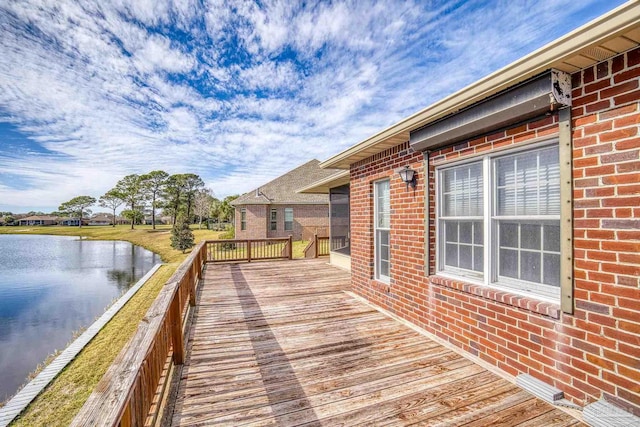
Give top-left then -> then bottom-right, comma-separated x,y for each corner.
329,184 -> 350,255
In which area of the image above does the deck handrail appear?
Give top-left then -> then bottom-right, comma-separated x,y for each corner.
205,236 -> 292,262
71,241 -> 207,427
70,237 -> 297,426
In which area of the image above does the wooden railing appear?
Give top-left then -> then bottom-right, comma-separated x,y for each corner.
70,237 -> 296,427
304,234 -> 330,258
206,236 -> 292,262
71,241 -> 207,427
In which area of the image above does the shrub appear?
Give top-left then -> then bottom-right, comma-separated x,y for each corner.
170,221 -> 195,253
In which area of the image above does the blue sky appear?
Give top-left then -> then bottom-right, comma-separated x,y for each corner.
0,0 -> 627,213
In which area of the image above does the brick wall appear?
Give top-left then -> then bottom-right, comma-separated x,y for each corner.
349,47 -> 640,414
234,205 -> 267,239
235,204 -> 329,240
266,205 -> 329,240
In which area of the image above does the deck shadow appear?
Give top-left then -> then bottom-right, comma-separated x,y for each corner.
230,263 -> 321,426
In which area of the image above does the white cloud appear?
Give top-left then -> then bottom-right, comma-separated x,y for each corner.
0,0 -> 624,212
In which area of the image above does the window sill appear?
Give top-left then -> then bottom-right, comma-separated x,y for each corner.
429,275 -> 561,319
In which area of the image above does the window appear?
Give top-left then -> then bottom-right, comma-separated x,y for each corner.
270,208 -> 277,231
240,208 -> 246,231
374,180 -> 390,283
284,208 -> 293,231
437,144 -> 560,300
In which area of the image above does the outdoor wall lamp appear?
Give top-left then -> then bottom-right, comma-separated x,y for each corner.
398,166 -> 417,190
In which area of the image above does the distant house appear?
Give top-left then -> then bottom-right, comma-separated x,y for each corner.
231,160 -> 341,240
143,216 -> 166,225
17,215 -> 59,226
88,213 -> 114,226
59,217 -> 89,226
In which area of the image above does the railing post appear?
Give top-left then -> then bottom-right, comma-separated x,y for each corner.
170,292 -> 184,365
247,240 -> 252,262
189,262 -> 197,307
314,234 -> 319,258
288,235 -> 293,260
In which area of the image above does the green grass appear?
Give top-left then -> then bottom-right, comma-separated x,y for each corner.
0,225 -> 308,425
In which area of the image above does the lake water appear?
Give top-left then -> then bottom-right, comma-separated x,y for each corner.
0,234 -> 160,402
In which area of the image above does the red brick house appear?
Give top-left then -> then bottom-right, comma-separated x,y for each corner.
232,160 -> 341,240
319,2 -> 640,421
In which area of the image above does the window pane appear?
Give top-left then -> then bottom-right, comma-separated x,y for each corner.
473,247 -> 483,272
543,253 -> 561,287
376,180 -> 390,228
473,221 -> 483,244
500,248 -> 518,278
445,243 -> 458,267
459,222 -> 472,244
441,162 -> 482,216
543,225 -> 560,252
381,244 -> 389,262
496,146 -> 560,216
284,208 -> 293,221
446,222 -> 458,242
521,224 -> 541,250
500,222 -> 518,248
521,251 -> 541,283
380,260 -> 389,277
459,245 -> 472,270
540,147 -> 560,215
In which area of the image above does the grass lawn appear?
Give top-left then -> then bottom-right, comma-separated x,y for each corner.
0,225 -> 308,425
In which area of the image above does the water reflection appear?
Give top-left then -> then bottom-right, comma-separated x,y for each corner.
0,235 -> 159,402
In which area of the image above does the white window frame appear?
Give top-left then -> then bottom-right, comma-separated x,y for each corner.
435,140 -> 561,303
374,179 -> 391,283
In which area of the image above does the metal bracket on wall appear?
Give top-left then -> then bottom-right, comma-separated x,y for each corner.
559,107 -> 574,315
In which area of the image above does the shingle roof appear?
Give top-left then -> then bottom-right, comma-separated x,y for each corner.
20,215 -> 59,221
232,160 -> 341,206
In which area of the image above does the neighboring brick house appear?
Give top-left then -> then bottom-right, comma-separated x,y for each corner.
319,2 -> 640,420
231,160 -> 341,240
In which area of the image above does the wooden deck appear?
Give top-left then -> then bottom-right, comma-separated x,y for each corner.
169,259 -> 583,426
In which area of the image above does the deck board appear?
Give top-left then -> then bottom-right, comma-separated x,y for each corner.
171,259 -> 583,426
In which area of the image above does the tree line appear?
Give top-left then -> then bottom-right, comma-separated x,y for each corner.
53,171 -> 238,229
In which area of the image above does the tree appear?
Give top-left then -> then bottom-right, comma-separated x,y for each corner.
141,170 -> 169,230
121,208 -> 144,225
220,195 -> 239,223
182,174 -> 205,222
163,174 -> 187,226
170,220 -> 195,253
99,190 -> 124,227
193,188 -> 214,229
114,174 -> 146,229
209,197 -> 222,223
58,196 -> 96,228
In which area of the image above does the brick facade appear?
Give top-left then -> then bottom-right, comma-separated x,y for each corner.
349,48 -> 640,414
234,204 -> 329,240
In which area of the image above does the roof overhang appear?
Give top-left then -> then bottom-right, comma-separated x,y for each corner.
297,170 -> 350,194
320,0 -> 640,169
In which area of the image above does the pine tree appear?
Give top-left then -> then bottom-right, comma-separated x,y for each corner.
170,221 -> 195,253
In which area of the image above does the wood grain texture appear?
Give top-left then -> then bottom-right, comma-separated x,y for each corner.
169,259 -> 584,426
